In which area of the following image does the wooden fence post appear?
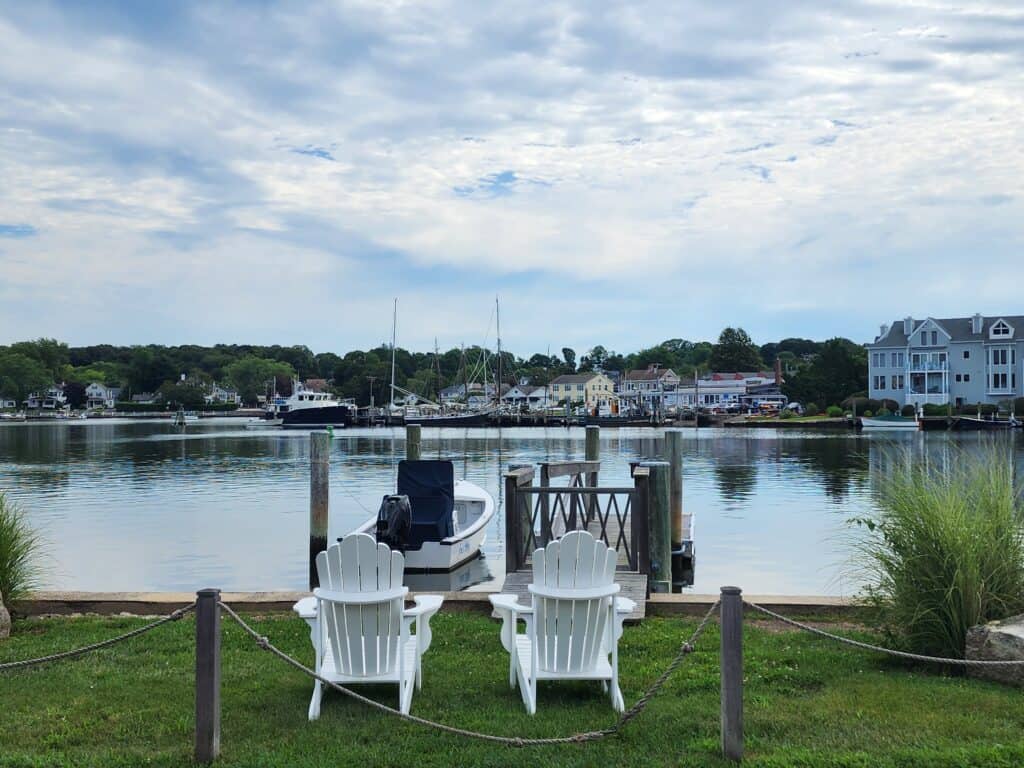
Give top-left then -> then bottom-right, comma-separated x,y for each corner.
539,463 -> 552,546
641,460 -> 671,592
309,431 -> 330,590
664,429 -> 684,548
631,465 -> 651,577
720,586 -> 744,762
406,423 -> 421,461
195,588 -> 221,764
504,465 -> 533,573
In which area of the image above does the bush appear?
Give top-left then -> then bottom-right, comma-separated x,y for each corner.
922,403 -> 949,417
826,405 -> 843,418
901,405 -> 916,417
862,410 -> 873,418
851,442 -> 1024,659
779,409 -> 796,420
804,404 -> 819,417
842,396 -> 883,415
0,491 -> 41,605
877,407 -> 892,417
880,399 -> 901,413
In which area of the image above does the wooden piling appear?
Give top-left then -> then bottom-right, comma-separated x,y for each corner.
406,423 -> 421,461
584,425 -> 600,523
309,431 -> 330,590
664,429 -> 684,547
641,460 -> 671,592
720,586 -> 744,762
194,588 -> 221,764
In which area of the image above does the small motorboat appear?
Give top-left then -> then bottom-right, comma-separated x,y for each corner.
859,415 -> 919,431
955,416 -> 1018,431
349,460 -> 495,572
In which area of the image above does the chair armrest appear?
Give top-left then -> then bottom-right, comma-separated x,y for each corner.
403,595 -> 443,654
614,597 -> 636,615
293,596 -> 317,620
489,594 -> 532,654
313,586 -> 408,605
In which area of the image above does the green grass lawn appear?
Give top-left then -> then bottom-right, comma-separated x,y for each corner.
2,611 -> 1023,767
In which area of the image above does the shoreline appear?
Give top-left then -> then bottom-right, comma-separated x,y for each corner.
15,590 -> 857,618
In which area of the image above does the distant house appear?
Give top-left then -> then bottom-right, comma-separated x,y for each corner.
130,392 -> 158,405
204,383 -> 241,405
85,382 -> 122,410
439,383 -> 485,404
1,398 -> 17,410
501,384 -> 552,411
24,386 -> 68,411
549,373 -> 615,409
620,364 -> 680,394
669,371 -> 784,410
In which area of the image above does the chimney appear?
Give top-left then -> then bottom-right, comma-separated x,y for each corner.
774,357 -> 782,385
879,323 -> 889,340
903,317 -> 913,336
972,313 -> 983,334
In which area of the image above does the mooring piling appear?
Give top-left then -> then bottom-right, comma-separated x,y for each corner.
664,429 -> 684,547
406,423 -> 422,461
640,460 -> 671,592
309,431 -> 330,590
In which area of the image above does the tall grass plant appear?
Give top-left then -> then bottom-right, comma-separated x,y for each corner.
0,491 -> 41,604
851,440 -> 1024,660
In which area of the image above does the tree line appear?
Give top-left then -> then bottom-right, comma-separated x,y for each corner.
0,328 -> 868,409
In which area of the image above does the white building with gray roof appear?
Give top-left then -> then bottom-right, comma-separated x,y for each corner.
868,314 -> 1023,409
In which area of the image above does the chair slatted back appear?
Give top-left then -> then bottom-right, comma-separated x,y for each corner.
315,534 -> 404,677
530,531 -> 618,673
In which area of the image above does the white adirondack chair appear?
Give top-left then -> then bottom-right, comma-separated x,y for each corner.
292,533 -> 442,719
489,530 -> 636,714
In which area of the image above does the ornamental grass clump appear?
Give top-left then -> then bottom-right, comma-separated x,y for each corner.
852,442 -> 1024,660
0,491 -> 41,604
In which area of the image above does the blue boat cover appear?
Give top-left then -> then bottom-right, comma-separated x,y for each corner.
397,460 -> 455,549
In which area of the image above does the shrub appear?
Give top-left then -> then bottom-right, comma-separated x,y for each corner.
901,405 -> 916,417
0,491 -> 41,605
843,396 -> 883,415
877,407 -> 892,417
922,403 -> 950,417
862,410 -> 873,418
779,409 -> 796,420
826,405 -> 843,418
850,442 -> 1024,659
802,404 -> 818,417
880,399 -> 901,413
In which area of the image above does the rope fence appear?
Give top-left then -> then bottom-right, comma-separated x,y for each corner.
0,603 -> 194,671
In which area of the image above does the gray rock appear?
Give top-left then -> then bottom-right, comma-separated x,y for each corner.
966,613 -> 1024,686
0,591 -> 10,639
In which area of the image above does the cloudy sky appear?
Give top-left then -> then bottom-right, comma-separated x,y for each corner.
0,1 -> 1022,356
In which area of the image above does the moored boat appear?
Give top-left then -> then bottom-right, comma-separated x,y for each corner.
955,416 -> 1019,431
350,460 -> 495,572
859,415 -> 920,431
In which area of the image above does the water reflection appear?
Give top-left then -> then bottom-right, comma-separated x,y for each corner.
0,420 -> 1020,595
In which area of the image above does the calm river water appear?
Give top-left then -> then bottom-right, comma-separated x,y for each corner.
1,420 -> 1021,595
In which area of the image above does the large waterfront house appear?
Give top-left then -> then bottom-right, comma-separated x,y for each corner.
663,370 -> 785,411
501,384 -> 552,411
85,382 -> 122,410
868,314 -> 1024,409
549,372 -> 615,409
24,386 -> 68,411
619,365 -> 680,411
204,383 -> 241,405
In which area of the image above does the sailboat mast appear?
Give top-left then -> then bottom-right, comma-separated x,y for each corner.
390,298 -> 397,409
495,296 -> 502,407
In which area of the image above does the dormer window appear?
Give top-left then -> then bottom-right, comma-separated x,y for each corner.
991,320 -> 1012,337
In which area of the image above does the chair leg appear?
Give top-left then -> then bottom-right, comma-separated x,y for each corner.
609,679 -> 625,713
308,679 -> 323,721
509,652 -> 517,689
416,655 -> 423,691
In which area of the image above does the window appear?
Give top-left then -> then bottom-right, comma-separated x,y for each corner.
963,350 -> 970,359
931,331 -> 938,346
891,375 -> 904,389
964,374 -> 970,382
992,321 -> 1011,337
921,332 -> 928,346
955,374 -> 962,383
873,375 -> 886,390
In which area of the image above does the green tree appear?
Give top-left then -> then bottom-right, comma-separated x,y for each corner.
709,328 -> 763,372
157,380 -> 207,408
0,352 -> 51,404
783,338 -> 867,407
9,338 -> 69,381
561,347 -> 576,372
224,357 -> 296,405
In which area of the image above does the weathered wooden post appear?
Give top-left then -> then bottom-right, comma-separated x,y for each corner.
631,465 -> 651,578
309,431 -> 330,590
720,586 -> 744,762
539,463 -> 552,546
585,425 -> 600,523
195,588 -> 221,764
406,423 -> 421,461
664,429 -> 684,548
641,460 -> 671,592
504,465 -> 534,573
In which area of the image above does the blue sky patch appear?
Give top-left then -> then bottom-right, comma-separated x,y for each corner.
0,224 -> 37,238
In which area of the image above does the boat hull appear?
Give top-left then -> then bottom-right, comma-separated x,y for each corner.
281,405 -> 353,429
860,416 -> 919,430
352,480 -> 495,572
955,417 -> 1018,431
402,413 -> 493,427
